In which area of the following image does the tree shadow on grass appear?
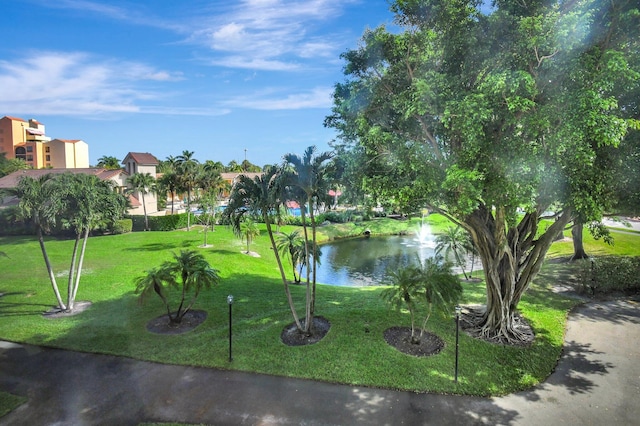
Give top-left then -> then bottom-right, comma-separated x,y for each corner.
0,292 -> 53,317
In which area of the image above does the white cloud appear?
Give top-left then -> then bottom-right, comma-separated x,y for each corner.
0,51 -> 192,116
193,0 -> 355,70
224,86 -> 333,110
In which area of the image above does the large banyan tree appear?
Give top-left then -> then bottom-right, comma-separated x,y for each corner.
326,0 -> 639,342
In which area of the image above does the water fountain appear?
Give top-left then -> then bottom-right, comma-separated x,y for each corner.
414,217 -> 437,248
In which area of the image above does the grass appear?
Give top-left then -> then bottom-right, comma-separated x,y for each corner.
0,391 -> 26,417
0,216 -> 636,398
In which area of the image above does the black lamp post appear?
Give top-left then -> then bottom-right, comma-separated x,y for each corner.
455,305 -> 461,384
227,294 -> 234,362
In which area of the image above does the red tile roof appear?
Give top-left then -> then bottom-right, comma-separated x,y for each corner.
124,152 -> 159,165
0,168 -> 116,189
2,116 -> 27,122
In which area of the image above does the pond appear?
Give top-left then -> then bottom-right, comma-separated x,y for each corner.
311,233 -> 438,287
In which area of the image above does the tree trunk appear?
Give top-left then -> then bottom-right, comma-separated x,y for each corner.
300,206 -> 312,335
264,215 -> 303,330
142,193 -> 149,231
67,233 -> 82,312
71,227 -> 90,305
570,221 -> 589,261
466,206 -> 572,343
37,227 -> 66,311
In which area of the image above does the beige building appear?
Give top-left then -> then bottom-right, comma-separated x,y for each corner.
122,152 -> 160,216
0,116 -> 89,169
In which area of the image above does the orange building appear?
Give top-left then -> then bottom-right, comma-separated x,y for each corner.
0,116 -> 89,169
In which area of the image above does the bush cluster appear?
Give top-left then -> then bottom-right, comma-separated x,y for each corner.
111,219 -> 133,234
578,256 -> 640,295
0,207 -> 30,235
127,213 -> 190,231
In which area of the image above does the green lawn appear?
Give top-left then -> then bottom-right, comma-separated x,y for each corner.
0,216 -> 636,397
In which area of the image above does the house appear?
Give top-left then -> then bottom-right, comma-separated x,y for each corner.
220,172 -> 262,201
122,152 -> 160,216
0,116 -> 89,169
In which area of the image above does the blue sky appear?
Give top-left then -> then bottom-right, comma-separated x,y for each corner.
0,0 -> 394,167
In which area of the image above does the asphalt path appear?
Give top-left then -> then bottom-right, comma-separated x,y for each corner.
1,298 -> 638,426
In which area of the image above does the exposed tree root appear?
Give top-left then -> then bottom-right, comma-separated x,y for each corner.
459,306 -> 535,347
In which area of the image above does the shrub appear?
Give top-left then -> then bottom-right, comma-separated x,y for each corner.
112,219 -> 133,234
0,207 -> 29,236
127,213 -> 189,231
577,256 -> 640,295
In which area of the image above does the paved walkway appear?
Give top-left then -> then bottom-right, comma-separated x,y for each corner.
0,299 -> 638,426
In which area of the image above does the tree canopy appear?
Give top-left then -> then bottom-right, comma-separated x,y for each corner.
326,0 -> 640,342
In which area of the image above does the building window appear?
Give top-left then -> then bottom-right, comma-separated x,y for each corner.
26,155 -> 33,161
26,146 -> 33,152
15,147 -> 26,160
45,146 -> 50,153
45,155 -> 51,161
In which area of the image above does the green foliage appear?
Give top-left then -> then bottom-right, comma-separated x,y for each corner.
128,213 -> 189,231
135,249 -> 220,323
0,207 -> 29,235
111,219 -> 133,234
577,256 -> 640,295
382,256 -> 462,344
327,0 -> 640,342
0,391 -> 26,417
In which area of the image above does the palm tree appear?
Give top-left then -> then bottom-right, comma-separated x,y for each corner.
176,151 -> 200,230
435,226 -> 470,280
224,165 -> 304,330
127,172 -> 156,231
417,256 -> 463,339
382,266 -> 423,343
196,189 -> 218,247
158,170 -> 179,215
135,250 -> 220,324
5,174 -> 66,310
58,173 -> 128,310
283,146 -> 333,334
96,155 -> 121,170
382,256 -> 462,344
240,218 -> 260,254
158,155 -> 180,215
276,230 -> 304,283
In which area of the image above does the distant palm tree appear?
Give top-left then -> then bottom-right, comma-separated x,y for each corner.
176,150 -> 200,230
240,218 -> 260,254
96,155 -> 121,170
135,250 -> 220,324
127,172 -> 156,231
276,230 -> 304,283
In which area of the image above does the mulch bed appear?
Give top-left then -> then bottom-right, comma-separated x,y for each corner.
281,316 -> 331,346
383,326 -> 445,357
43,301 -> 92,318
146,310 -> 208,335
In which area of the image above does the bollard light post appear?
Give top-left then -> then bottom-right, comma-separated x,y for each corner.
227,294 -> 234,362
455,305 -> 462,384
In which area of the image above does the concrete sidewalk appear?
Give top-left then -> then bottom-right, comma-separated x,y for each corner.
1,299 -> 638,425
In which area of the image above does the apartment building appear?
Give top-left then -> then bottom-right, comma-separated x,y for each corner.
0,116 -> 89,169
